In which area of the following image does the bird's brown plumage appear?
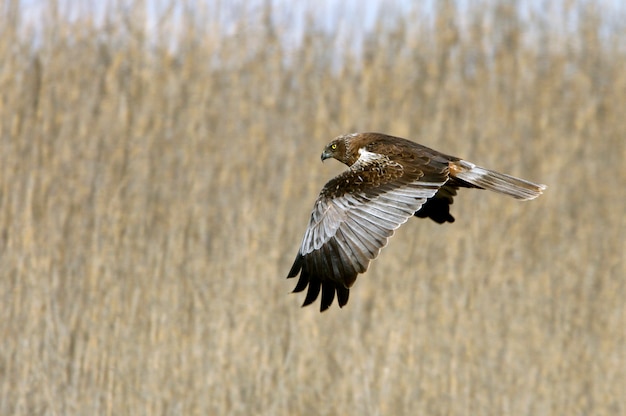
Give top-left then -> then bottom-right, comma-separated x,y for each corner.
288,132 -> 546,311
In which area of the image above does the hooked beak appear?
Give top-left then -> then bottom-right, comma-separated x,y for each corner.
321,150 -> 332,162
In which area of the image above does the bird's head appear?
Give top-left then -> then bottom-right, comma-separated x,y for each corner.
321,135 -> 357,166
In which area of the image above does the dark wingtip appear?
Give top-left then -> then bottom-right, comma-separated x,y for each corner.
319,281 -> 336,312
336,285 -> 350,308
288,252 -> 353,311
291,273 -> 309,293
301,278 -> 321,307
287,253 -> 303,278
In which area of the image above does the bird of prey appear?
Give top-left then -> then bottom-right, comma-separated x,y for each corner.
287,132 -> 546,312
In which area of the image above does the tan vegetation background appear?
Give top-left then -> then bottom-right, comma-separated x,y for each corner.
1,1 -> 624,415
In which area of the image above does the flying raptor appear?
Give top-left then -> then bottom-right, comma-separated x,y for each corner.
287,132 -> 546,311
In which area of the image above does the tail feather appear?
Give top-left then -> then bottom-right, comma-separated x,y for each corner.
451,160 -> 546,201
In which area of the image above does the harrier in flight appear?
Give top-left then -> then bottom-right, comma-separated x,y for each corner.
287,132 -> 546,311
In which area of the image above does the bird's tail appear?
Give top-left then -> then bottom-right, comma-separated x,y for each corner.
450,160 -> 546,201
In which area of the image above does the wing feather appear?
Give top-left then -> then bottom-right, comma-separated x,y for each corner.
334,225 -> 369,259
346,212 -> 396,239
343,216 -> 392,249
289,255 -> 308,293
335,228 -> 364,271
353,204 -> 405,223
327,238 -> 354,277
336,285 -> 350,307
320,281 -> 336,311
342,216 -> 388,253
302,277 -> 321,307
334,225 -> 374,269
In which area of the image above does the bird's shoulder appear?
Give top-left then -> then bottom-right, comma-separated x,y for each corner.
319,150 -> 405,200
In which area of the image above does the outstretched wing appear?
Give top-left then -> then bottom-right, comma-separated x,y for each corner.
287,150 -> 450,311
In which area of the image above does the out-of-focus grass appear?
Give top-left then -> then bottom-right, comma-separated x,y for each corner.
0,1 -> 624,415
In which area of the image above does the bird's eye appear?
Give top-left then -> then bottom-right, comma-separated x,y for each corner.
331,144 -> 337,150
